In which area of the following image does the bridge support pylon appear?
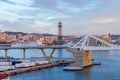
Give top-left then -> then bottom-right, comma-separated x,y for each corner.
23,49 -> 26,59
40,49 -> 56,61
64,48 -> 93,70
5,49 -> 8,60
83,50 -> 92,67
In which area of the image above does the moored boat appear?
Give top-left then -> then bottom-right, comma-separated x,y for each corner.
1,76 -> 12,80
11,40 -> 44,47
63,67 -> 83,71
0,73 -> 8,79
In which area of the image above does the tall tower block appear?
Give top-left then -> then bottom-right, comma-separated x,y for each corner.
58,21 -> 63,45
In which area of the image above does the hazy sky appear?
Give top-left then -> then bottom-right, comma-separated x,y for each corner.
0,0 -> 120,35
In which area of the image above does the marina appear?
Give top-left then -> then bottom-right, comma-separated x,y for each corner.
7,49 -> 120,80
0,58 -> 74,76
0,56 -> 74,80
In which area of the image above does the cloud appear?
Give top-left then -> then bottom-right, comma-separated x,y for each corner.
92,17 -> 118,23
8,0 -> 33,6
32,0 -> 58,9
57,0 -> 100,12
0,0 -> 120,35
31,0 -> 99,14
0,0 -> 37,22
58,0 -> 94,8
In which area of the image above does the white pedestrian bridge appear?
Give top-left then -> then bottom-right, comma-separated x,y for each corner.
70,34 -> 120,50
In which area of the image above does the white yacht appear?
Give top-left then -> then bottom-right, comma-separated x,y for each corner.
11,40 -> 44,47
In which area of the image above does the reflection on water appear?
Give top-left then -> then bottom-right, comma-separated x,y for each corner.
58,49 -> 63,58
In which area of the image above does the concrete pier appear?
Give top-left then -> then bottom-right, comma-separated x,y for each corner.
5,49 -> 8,60
23,49 -> 26,59
68,48 -> 92,68
0,59 -> 74,76
65,48 -> 93,70
0,64 -> 53,76
83,50 -> 92,67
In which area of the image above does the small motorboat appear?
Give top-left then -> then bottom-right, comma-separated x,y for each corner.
1,76 -> 12,80
0,73 -> 8,78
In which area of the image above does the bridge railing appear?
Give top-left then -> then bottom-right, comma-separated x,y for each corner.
0,44 -> 68,49
0,44 -> 11,47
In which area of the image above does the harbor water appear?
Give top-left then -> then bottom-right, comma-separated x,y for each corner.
0,49 -> 120,80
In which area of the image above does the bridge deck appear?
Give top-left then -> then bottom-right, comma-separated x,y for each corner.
0,45 -> 68,50
70,46 -> 120,50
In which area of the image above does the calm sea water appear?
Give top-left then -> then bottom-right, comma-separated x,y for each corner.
0,49 -> 120,80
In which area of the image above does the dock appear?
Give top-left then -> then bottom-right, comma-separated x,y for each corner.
63,61 -> 101,71
0,58 -> 74,76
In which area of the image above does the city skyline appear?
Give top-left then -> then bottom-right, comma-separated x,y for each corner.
0,0 -> 120,35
